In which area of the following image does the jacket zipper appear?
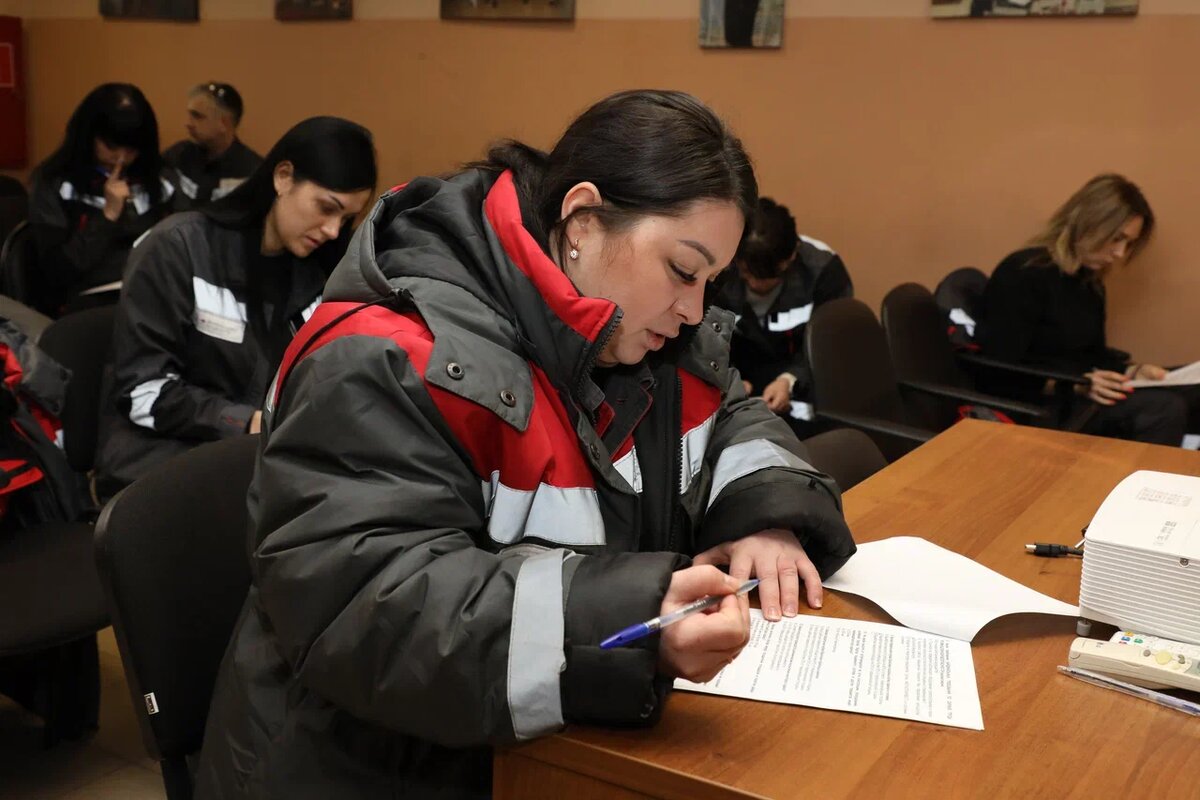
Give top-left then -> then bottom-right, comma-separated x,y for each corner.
573,308 -> 623,403
665,371 -> 682,553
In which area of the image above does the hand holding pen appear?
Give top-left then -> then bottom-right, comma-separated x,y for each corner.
626,566 -> 754,685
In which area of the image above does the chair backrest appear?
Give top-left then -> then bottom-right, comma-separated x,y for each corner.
0,176 -> 27,247
806,297 -> 921,461
0,220 -> 36,306
37,306 -> 117,472
94,434 -> 258,776
881,282 -> 973,429
801,428 -> 887,493
806,297 -> 906,422
933,266 -> 988,348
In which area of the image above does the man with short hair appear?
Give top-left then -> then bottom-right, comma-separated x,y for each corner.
163,82 -> 261,211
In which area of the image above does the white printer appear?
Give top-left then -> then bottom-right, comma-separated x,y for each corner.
1078,470 -> 1200,645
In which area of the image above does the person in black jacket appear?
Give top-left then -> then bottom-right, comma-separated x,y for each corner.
93,116 -> 376,500
163,82 -> 262,211
193,90 -> 855,800
27,83 -> 172,315
978,174 -> 1198,445
711,197 -> 852,436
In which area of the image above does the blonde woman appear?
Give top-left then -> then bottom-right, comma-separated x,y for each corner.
978,174 -> 1197,445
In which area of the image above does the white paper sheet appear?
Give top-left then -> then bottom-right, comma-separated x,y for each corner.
1128,360 -> 1200,388
675,610 -> 983,730
822,536 -> 1078,641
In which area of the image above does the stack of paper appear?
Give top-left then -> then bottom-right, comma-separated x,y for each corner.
1080,470 -> 1200,645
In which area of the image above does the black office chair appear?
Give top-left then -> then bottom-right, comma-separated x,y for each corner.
933,268 -> 1095,430
805,297 -> 936,462
95,434 -> 259,800
0,220 -> 37,309
0,175 -> 27,247
38,305 -> 118,473
801,428 -> 887,493
0,311 -> 113,746
881,283 -> 1050,430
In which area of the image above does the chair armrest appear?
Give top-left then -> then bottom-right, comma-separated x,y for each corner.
813,410 -> 935,444
898,379 -> 1049,419
956,352 -> 1089,386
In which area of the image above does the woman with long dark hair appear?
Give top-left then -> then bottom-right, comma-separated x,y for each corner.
27,83 -> 171,314
194,90 -> 854,799
93,116 -> 377,499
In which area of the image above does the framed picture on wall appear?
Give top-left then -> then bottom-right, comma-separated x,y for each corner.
275,0 -> 354,21
440,0 -> 575,21
931,0 -> 1138,18
99,0 -> 198,21
700,0 -> 784,49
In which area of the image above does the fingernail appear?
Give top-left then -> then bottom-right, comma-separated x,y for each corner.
814,599 -> 823,609
784,604 -> 797,616
767,606 -> 780,619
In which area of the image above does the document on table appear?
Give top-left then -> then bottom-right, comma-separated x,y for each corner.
675,610 -> 983,730
822,537 -> 1078,641
1128,360 -> 1200,388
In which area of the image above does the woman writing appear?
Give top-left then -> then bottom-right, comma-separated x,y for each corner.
195,90 -> 855,799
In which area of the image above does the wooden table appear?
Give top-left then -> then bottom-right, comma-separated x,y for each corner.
494,420 -> 1200,799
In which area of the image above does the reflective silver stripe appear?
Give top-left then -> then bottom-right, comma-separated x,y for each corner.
263,369 -> 280,414
788,401 -> 814,421
799,234 -> 834,254
613,446 -> 643,494
507,549 -> 567,740
193,276 -> 247,321
707,438 -> 813,510
679,413 -> 716,494
132,229 -> 153,249
129,374 -> 177,429
178,173 -> 199,199
59,181 -> 105,210
949,307 -> 976,338
300,295 -> 322,322
481,472 -> 606,546
130,184 -> 153,215
766,304 -> 813,332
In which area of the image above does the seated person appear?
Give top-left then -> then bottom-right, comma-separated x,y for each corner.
93,116 -> 377,500
27,83 -> 172,315
711,197 -> 852,435
163,82 -> 262,211
978,173 -> 1199,446
193,90 -> 856,799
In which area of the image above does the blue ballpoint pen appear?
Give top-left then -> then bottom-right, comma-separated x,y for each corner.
599,578 -> 760,650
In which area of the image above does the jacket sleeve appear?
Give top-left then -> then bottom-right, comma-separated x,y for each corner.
109,226 -> 256,439
251,334 -> 686,749
28,171 -> 122,288
695,367 -> 856,579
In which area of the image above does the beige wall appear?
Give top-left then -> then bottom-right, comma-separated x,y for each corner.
2,2 -> 1197,363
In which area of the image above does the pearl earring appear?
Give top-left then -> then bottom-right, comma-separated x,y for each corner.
568,240 -> 580,260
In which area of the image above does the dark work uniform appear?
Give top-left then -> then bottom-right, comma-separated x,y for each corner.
94,212 -> 327,499
163,138 -> 262,211
27,166 -> 172,315
978,247 -> 1196,445
711,235 -> 852,435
